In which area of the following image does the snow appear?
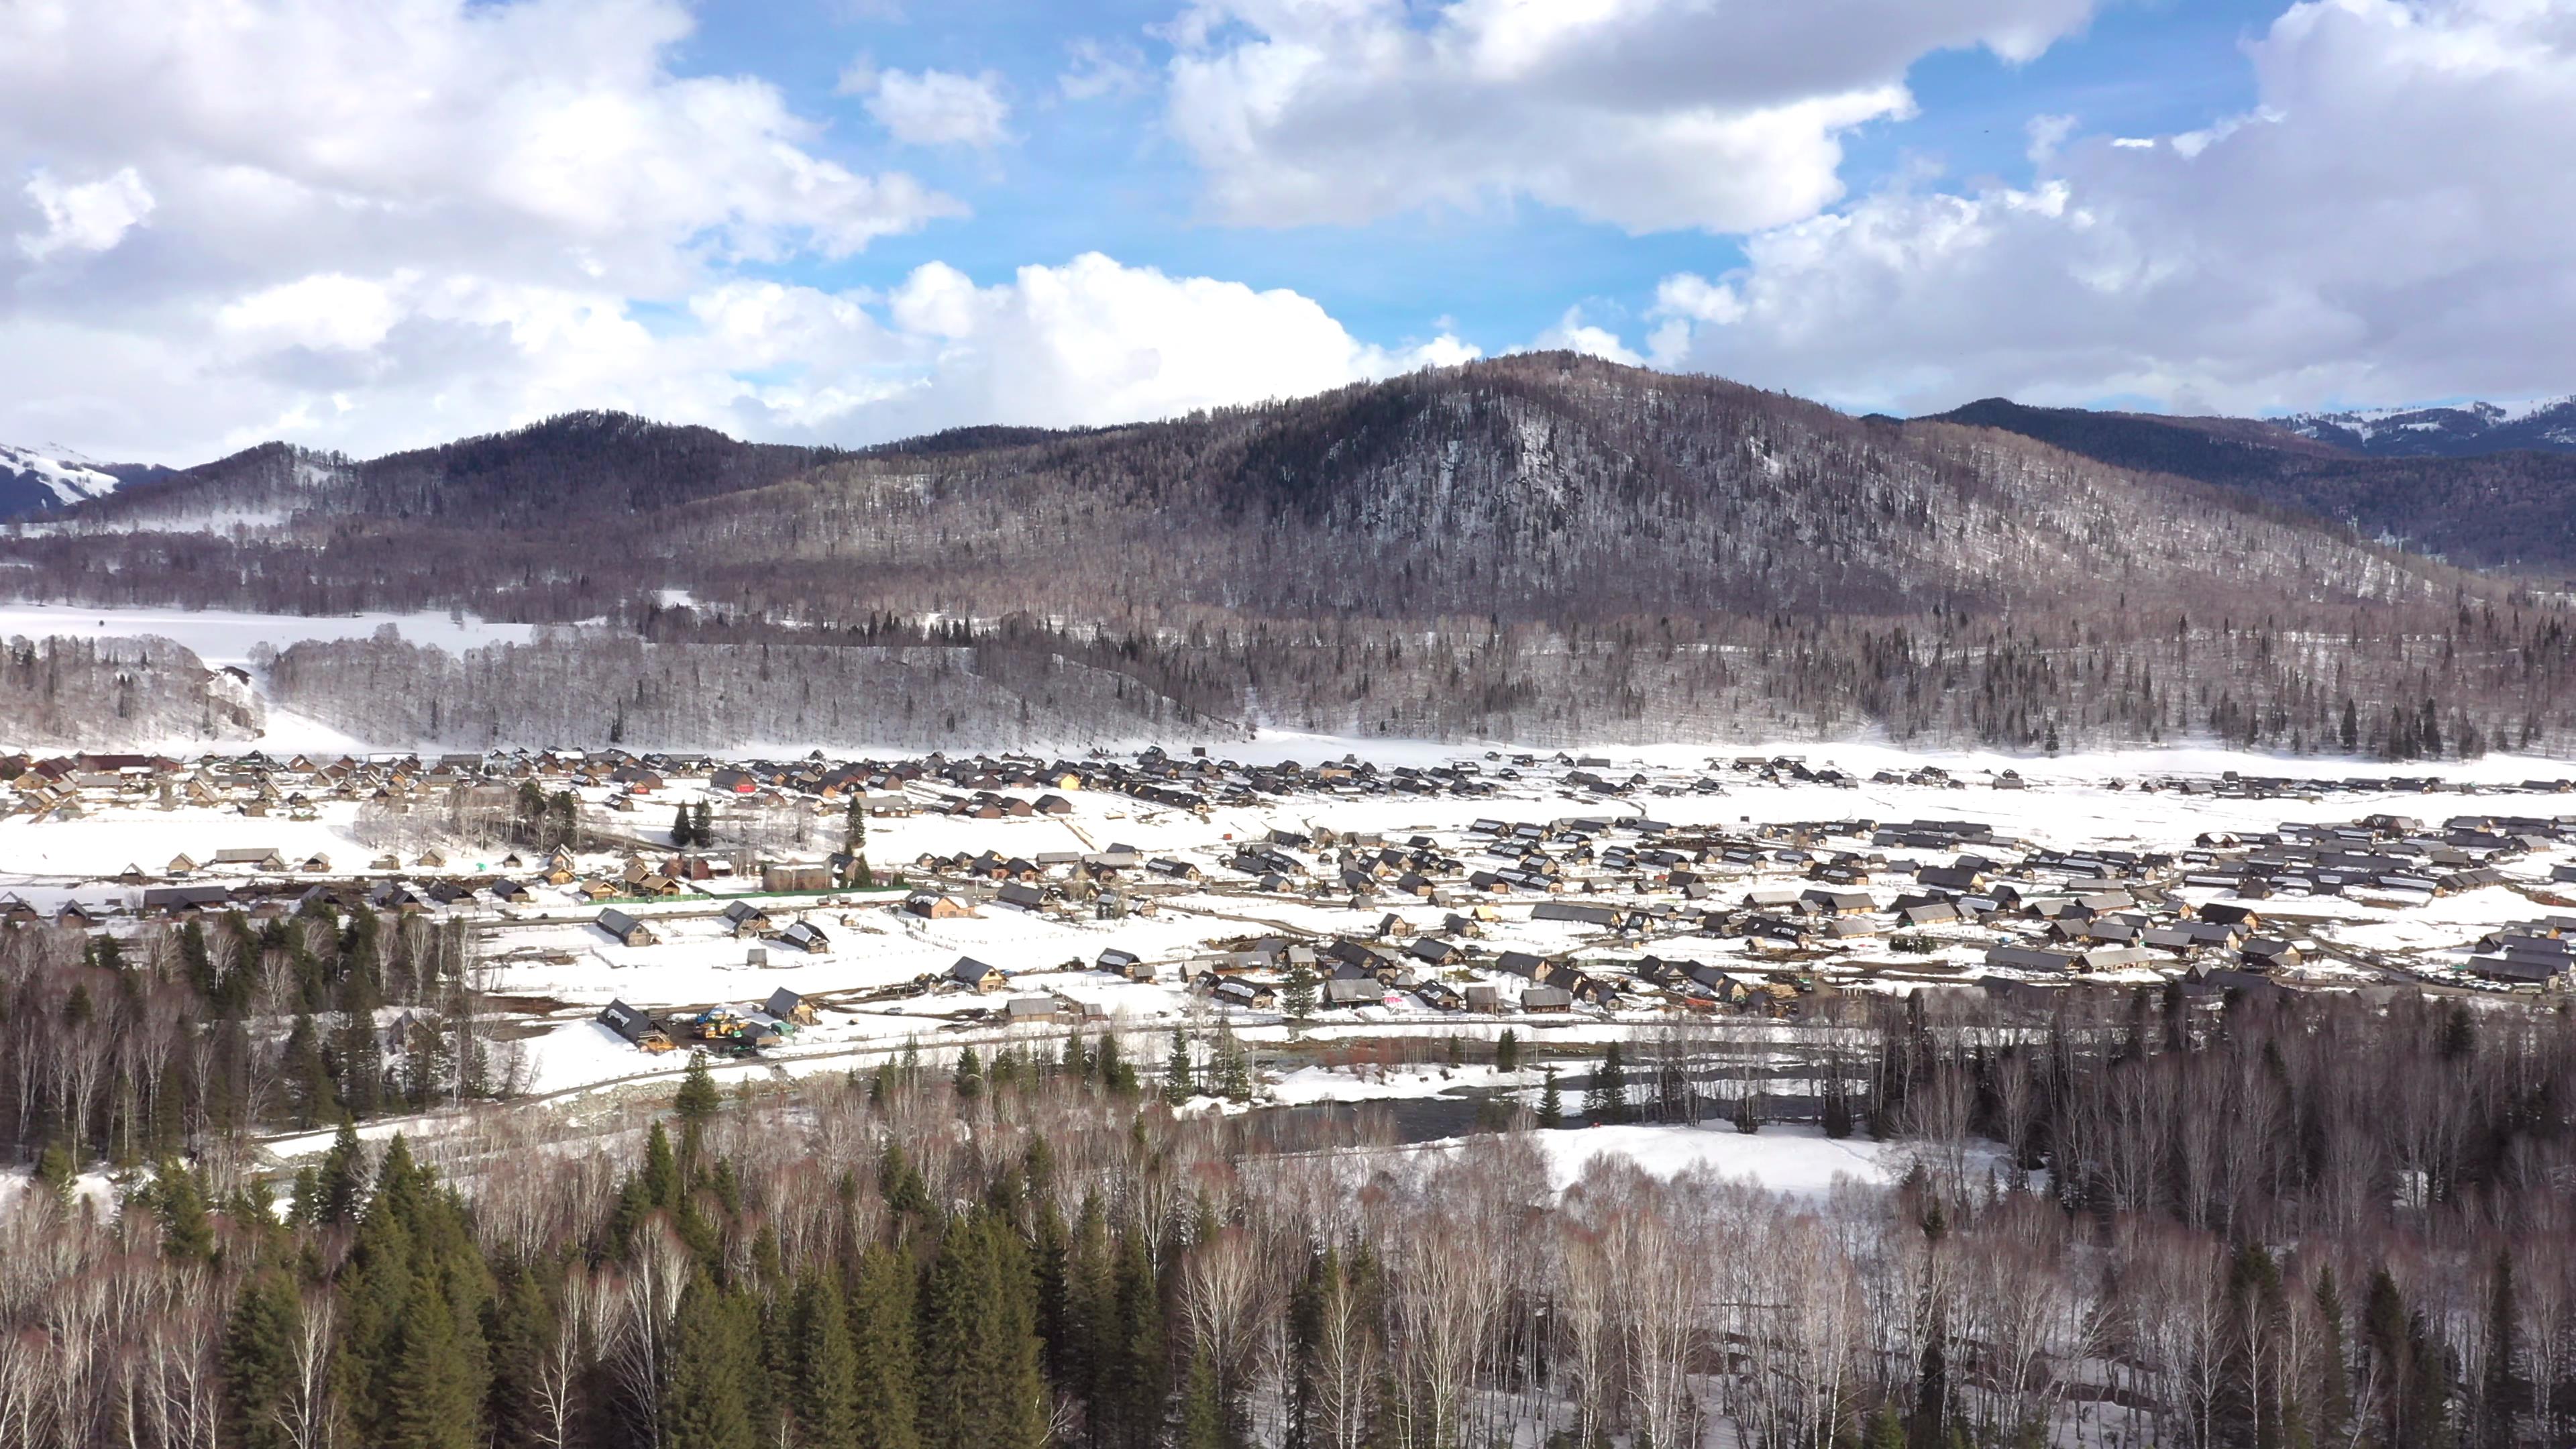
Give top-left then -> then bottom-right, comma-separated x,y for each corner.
1530,1122 -> 1921,1197
0,602 -> 541,667
0,442 -> 121,506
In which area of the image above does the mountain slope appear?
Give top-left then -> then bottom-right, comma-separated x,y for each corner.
0,443 -> 178,520
60,411 -> 839,533
1925,396 -> 2576,571
2283,397 -> 2576,458
11,355 -> 2576,751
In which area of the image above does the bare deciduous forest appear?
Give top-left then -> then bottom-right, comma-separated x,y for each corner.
11,355 -> 2576,750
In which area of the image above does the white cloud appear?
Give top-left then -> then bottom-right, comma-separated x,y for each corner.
1650,0 -> 2576,415
0,0 -> 992,460
1161,0 -> 2097,233
867,252 -> 1477,434
1527,306 -> 1644,366
859,67 -> 1014,149
17,166 -> 155,260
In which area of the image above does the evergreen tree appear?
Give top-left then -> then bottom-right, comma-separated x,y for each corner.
676,1051 -> 721,1122
316,1114 -> 368,1226
335,954 -> 386,1118
32,1140 -> 74,1210
793,1270 -> 864,1448
1095,1032 -> 1136,1095
664,1273 -> 759,1449
1495,1028 -> 1519,1073
223,1271 -> 301,1449
153,1157 -> 213,1263
1109,1230 -> 1167,1449
642,1120 -> 682,1209
1538,1066 -> 1563,1128
692,798 -> 713,847
851,1242 -> 922,1449
1592,1041 -> 1631,1124
335,1136 -> 494,1449
672,801 -> 694,846
954,1045 -> 985,1101
282,1012 -> 336,1130
1179,1350 -> 1226,1449
921,1213 -> 1049,1449
1282,960 -> 1318,1024
1164,1029 -> 1196,1105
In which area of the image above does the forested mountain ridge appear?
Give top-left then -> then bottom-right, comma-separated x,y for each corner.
2284,395 -> 2576,458
1925,396 -> 2576,572
64,411 -> 839,532
13,354 -> 2576,752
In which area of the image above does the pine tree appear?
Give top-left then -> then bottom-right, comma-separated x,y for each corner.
692,798 -> 713,847
1495,1028 -> 1519,1073
921,1213 -> 1049,1449
1110,1230 -> 1167,1449
1538,1066 -> 1563,1128
335,959 -> 385,1118
676,1051 -> 720,1121
672,801 -> 694,846
154,1157 -> 213,1262
1282,960 -> 1318,1024
665,1273 -> 759,1449
32,1140 -> 74,1210
316,1114 -> 367,1225
223,1271 -> 301,1449
792,1269 -> 863,1448
851,1243 -> 922,1449
1164,1029 -> 1196,1105
1592,1041 -> 1630,1124
1179,1350 -> 1226,1449
622,1127 -> 672,1221
954,1045 -> 985,1101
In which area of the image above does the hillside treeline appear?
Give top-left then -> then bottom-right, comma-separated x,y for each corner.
13,354 -> 2576,749
0,635 -> 258,748
5,975 -> 2576,1447
0,909 -> 511,1171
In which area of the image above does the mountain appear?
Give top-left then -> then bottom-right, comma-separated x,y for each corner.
69,411 -> 837,532
9,355 -> 2574,752
0,442 -> 176,521
1924,397 -> 2576,571
2282,397 -> 2576,458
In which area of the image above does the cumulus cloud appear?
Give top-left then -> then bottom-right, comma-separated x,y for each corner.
17,166 -> 155,260
1161,0 -> 2097,232
1647,0 -> 2576,414
864,253 -> 1476,435
0,0 -> 1279,462
855,66 -> 1013,148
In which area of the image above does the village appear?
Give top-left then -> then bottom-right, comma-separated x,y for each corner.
5,739 -> 2576,1108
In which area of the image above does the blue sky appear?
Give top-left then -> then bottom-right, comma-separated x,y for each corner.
2,0 -> 2571,461
678,0 -> 2286,358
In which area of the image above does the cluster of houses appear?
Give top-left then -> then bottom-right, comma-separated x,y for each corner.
596,986 -> 820,1055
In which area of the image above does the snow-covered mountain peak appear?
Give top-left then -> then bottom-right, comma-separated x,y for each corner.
2281,394 -> 2576,457
0,441 -> 124,511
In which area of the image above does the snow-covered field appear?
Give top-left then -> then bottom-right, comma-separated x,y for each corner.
0,602 -> 540,666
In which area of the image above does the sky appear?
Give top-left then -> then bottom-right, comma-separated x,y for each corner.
3,0 -> 2572,464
